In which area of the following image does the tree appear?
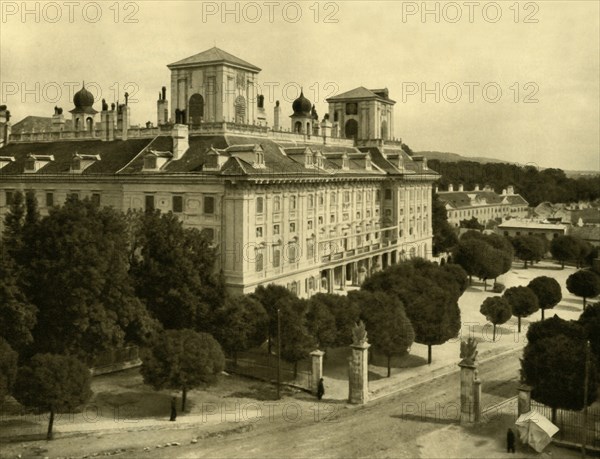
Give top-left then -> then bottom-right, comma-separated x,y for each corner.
459,217 -> 484,231
526,314 -> 584,344
453,238 -> 489,284
566,270 -> 600,309
362,259 -> 462,364
512,235 -> 545,268
141,329 -> 225,412
13,354 -> 92,440
211,295 -> 268,365
527,276 -> 562,320
277,296 -> 316,378
2,190 -> 25,262
431,192 -> 458,255
0,246 -> 37,351
251,284 -> 298,353
476,244 -> 505,291
306,293 -> 359,347
441,263 -> 469,295
480,296 -> 512,341
306,296 -> 338,350
551,235 -> 581,269
352,290 -> 415,377
521,334 -> 597,423
483,233 -> 514,275
503,286 -> 539,333
579,302 -> 600,366
130,210 -> 223,331
23,198 -> 157,360
0,338 -> 18,403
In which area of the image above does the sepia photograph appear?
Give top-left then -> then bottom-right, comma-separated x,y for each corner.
0,1 -> 599,457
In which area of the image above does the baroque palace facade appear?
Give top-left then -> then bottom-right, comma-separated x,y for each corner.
0,47 -> 438,298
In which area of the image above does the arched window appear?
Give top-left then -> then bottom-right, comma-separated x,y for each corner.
189,94 -> 205,125
294,121 -> 302,133
345,119 -> 358,139
307,194 -> 314,209
290,195 -> 297,210
86,117 -> 93,132
380,120 -> 388,140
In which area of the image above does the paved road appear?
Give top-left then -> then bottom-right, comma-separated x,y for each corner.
148,349 -> 523,459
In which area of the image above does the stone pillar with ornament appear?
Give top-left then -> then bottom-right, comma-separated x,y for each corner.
348,321 -> 370,404
458,338 -> 480,424
517,383 -> 532,416
310,350 -> 325,395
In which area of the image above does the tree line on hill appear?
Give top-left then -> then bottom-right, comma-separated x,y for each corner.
0,192 -> 470,439
428,160 -> 600,207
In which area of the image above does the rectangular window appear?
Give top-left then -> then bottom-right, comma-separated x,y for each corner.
172,195 -> 183,213
256,227 -> 263,238
330,214 -> 335,223
273,224 -> 280,235
385,189 -> 392,200
145,195 -> 155,210
256,197 -> 264,214
91,193 -> 101,206
255,249 -> 263,272
318,216 -> 323,225
344,191 -> 351,204
307,220 -> 313,230
289,222 -> 296,233
69,192 -> 80,200
272,246 -> 281,268
45,192 -> 54,207
204,196 -> 215,214
307,239 -> 315,259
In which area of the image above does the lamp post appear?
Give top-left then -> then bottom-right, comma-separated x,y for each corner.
277,307 -> 281,400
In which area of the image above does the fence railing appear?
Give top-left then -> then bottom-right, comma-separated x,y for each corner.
225,349 -> 312,391
530,401 -> 600,447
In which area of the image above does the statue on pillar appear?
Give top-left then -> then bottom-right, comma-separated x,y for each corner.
352,320 -> 368,346
102,99 -> 108,111
460,338 -> 478,366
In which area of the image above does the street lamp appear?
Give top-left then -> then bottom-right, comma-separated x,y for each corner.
277,307 -> 281,400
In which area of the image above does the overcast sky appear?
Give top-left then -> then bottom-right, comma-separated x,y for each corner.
1,1 -> 598,171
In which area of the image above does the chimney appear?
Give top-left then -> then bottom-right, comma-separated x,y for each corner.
474,184 -> 480,191
117,103 -> 130,141
507,185 -> 515,195
0,106 -> 11,148
502,189 -> 507,195
157,86 -> 169,126
434,185 -> 439,194
273,100 -> 281,131
100,103 -> 116,142
458,184 -> 464,192
51,107 -> 65,132
172,124 -> 189,160
320,114 -> 332,140
448,184 -> 454,192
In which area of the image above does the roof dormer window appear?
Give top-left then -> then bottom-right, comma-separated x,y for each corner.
143,150 -> 172,172
24,154 -> 54,173
0,156 -> 15,170
70,153 -> 100,173
253,145 -> 266,169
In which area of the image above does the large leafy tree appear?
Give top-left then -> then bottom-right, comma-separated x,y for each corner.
0,245 -> 37,351
526,315 -> 584,344
305,296 -> 338,350
351,290 -> 415,377
211,295 -> 268,364
0,338 -> 18,403
305,293 -> 359,347
130,210 -> 223,331
431,192 -> 458,255
527,276 -> 562,320
480,296 -> 512,341
512,235 -> 545,268
277,296 -> 316,377
567,270 -> 600,309
453,234 -> 508,288
521,334 -> 597,423
362,259 -> 462,364
579,302 -> 600,366
551,235 -> 583,269
452,238 -> 488,284
503,286 -> 539,333
251,284 -> 298,353
2,190 -> 25,262
23,197 -> 157,360
459,217 -> 484,231
141,329 -> 225,412
13,354 -> 92,440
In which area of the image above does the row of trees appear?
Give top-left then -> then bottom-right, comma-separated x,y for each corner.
428,160 -> 600,207
521,307 -> 600,423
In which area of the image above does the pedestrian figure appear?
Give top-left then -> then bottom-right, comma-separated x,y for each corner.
170,396 -> 177,421
506,427 -> 515,453
317,378 -> 325,400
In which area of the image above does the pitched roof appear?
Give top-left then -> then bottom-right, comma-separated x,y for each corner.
167,47 -> 261,72
12,116 -> 74,134
327,87 -> 396,103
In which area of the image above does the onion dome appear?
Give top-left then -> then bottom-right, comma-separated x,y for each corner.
73,84 -> 95,108
292,90 -> 312,116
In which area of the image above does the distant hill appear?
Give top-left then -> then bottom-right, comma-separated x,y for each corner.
417,151 -> 599,176
416,151 -> 511,165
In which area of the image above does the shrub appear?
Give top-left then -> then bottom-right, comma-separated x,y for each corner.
492,282 -> 505,293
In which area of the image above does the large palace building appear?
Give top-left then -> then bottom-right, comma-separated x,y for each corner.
0,47 -> 438,297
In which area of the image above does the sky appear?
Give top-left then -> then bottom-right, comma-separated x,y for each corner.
1,0 -> 599,171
